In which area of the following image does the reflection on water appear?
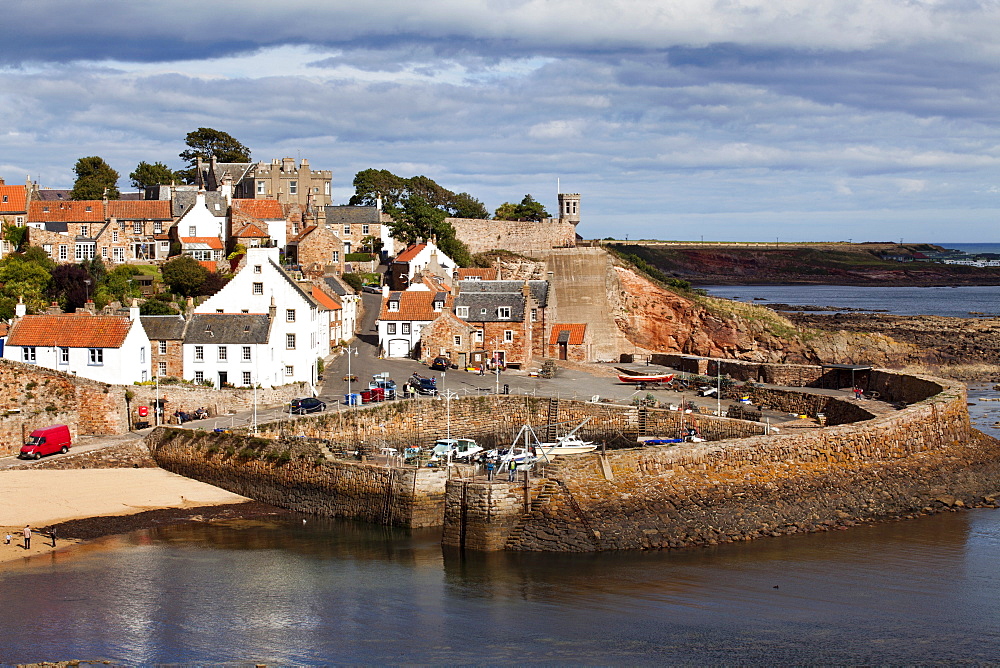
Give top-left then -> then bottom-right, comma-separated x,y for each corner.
2,510 -> 1000,664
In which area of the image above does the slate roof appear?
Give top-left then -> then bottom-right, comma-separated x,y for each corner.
7,314 -> 133,348
323,276 -> 352,296
324,205 -> 381,224
454,292 -> 526,322
378,290 -> 451,322
172,191 -> 228,218
457,280 -> 549,307
107,200 -> 172,220
35,189 -> 71,201
210,162 -> 255,185
233,199 -> 284,219
184,313 -> 271,345
141,315 -> 188,340
549,323 -> 587,345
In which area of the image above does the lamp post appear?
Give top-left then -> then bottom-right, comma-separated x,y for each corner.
84,278 -> 91,304
345,345 -> 359,407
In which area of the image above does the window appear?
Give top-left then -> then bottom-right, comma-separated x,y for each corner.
242,346 -> 251,361
253,282 -> 263,295
285,365 -> 294,376
257,180 -> 266,195
292,223 -> 299,234
504,330 -> 514,342
324,182 -> 331,195
59,245 -> 67,260
433,301 -> 443,311
216,309 -> 223,313
158,361 -> 167,376
253,265 -> 262,273
497,307 -> 511,320
22,347 -> 36,363
133,222 -> 143,234
474,330 -> 483,343
218,346 -> 227,361
60,347 -> 69,364
401,323 -> 411,334
531,308 -> 538,322
194,371 -> 204,383
195,346 -> 204,361
75,243 -> 95,260
286,333 -> 296,349
88,348 -> 103,365
154,221 -> 162,234
113,247 -> 125,263
454,335 -> 462,346
80,225 -> 88,237
286,309 -> 296,322
288,181 -> 297,195
362,224 -> 370,235
159,341 -> 167,354
101,247 -> 108,259
43,244 -> 52,257
387,323 -> 397,335
140,347 -> 145,363
242,371 -> 252,385
112,230 -> 119,242
188,226 -> 196,236
331,250 -> 339,262
388,301 -> 399,312
456,306 -> 469,318
85,206 -> 91,212
343,225 -> 351,235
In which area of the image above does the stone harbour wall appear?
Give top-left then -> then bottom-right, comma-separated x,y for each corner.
450,217 -> 577,256
446,369 -> 988,552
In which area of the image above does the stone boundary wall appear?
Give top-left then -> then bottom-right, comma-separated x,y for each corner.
147,428 -> 449,527
445,367 -> 984,552
128,382 -> 310,423
450,217 -> 577,256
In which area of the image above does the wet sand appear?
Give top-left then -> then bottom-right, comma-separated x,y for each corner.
0,469 -> 253,565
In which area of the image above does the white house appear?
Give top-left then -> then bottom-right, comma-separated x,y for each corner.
195,246 -> 328,388
4,303 -> 151,384
177,192 -> 227,261
376,289 -> 451,358
182,313 -> 273,389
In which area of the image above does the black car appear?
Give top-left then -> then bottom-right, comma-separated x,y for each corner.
430,356 -> 451,371
290,397 -> 326,414
409,377 -> 438,396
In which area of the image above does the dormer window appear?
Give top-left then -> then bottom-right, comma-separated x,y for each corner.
85,206 -> 92,212
253,265 -> 262,273
497,307 -> 511,320
433,301 -> 443,311
388,300 -> 399,312
456,306 -> 469,318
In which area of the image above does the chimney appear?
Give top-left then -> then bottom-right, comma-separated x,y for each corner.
129,298 -> 140,321
269,296 -> 277,321
15,296 -> 25,318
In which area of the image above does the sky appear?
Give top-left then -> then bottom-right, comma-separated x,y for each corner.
2,0 -> 999,243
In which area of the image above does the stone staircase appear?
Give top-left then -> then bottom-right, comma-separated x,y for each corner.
505,478 -> 559,549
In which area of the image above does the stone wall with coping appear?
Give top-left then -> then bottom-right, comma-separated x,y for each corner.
450,218 -> 577,256
128,382 -> 310,423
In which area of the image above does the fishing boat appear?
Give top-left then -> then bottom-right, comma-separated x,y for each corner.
536,418 -> 598,456
617,372 -> 675,384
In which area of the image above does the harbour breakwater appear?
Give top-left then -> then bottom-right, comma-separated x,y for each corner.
148,361 -> 1000,551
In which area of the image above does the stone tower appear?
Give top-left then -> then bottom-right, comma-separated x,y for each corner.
557,193 -> 580,224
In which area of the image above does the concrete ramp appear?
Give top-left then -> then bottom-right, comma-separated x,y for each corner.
544,248 -> 629,360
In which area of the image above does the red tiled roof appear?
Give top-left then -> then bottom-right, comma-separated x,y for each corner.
311,286 -> 341,310
180,237 -> 223,249
549,323 -> 587,345
197,260 -> 217,272
378,290 -> 452,322
233,223 -> 269,238
107,200 -> 172,220
394,243 -> 427,263
232,199 -> 284,219
29,200 -> 105,222
457,268 -> 497,280
7,314 -> 132,348
0,185 -> 28,213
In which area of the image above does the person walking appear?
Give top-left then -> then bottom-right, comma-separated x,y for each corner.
508,458 -> 517,482
4,533 -> 10,545
23,525 -> 31,550
485,459 -> 495,481
50,527 -> 57,547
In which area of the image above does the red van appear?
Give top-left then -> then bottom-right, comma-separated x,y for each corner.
19,425 -> 72,460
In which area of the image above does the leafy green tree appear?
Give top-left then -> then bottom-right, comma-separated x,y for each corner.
388,195 -> 448,246
70,156 -> 120,200
161,255 -> 209,297
199,271 -> 231,296
447,192 -> 489,219
178,127 -> 251,183
348,168 -> 408,211
2,221 -> 28,253
101,265 -> 143,305
50,264 -> 93,312
130,161 -> 180,189
140,299 -> 179,315
23,246 -> 57,273
341,273 -> 364,291
0,252 -> 53,317
494,194 -> 549,221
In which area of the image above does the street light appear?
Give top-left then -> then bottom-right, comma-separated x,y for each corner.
84,278 -> 91,304
345,345 -> 359,407
442,389 -> 458,440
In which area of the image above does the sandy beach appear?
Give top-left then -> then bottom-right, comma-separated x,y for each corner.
0,468 -> 249,565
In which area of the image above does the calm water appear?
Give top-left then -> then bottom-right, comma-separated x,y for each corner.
2,507 -> 1000,665
704,284 -> 1000,317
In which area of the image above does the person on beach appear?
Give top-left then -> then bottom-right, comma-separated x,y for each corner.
854,387 -> 864,400
51,527 -> 57,547
23,525 -> 31,549
4,533 -> 10,545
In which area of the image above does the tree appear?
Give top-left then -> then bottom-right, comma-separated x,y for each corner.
130,161 -> 179,189
101,265 -> 142,305
178,127 -> 251,184
348,168 -> 408,211
387,195 -> 448,246
70,156 -> 120,200
140,299 -> 179,315
2,221 -> 28,253
494,194 -> 549,221
161,255 -> 209,297
447,192 -> 489,219
49,264 -> 93,312
0,252 -> 53,317
199,271 -> 231,296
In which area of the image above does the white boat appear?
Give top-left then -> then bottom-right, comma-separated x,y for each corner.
429,438 -> 483,462
536,433 -> 598,456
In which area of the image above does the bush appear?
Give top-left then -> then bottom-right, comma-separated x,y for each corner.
342,273 -> 364,291
346,252 -> 375,262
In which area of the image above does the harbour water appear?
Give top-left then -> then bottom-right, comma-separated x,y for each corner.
2,284 -> 1000,664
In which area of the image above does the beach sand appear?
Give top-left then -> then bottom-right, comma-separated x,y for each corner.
0,468 -> 250,565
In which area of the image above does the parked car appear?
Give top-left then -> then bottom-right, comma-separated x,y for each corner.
19,424 -> 72,460
290,397 -> 327,414
430,356 -> 451,371
363,283 -> 382,293
408,376 -> 438,396
369,378 -> 397,399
